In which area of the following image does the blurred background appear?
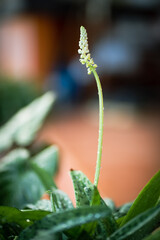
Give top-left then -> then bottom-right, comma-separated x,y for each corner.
0,0 -> 160,205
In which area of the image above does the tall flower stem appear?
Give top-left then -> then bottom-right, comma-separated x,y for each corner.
92,68 -> 104,187
78,26 -> 104,187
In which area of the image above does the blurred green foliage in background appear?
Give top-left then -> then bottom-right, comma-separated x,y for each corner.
0,77 -> 40,126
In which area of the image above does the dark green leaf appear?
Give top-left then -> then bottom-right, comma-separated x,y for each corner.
70,171 -> 103,236
49,189 -> 73,212
109,205 -> 160,240
70,171 -> 117,237
0,206 -> 50,229
0,148 -> 57,208
89,186 -> 117,237
66,186 -> 101,239
121,170 -> 160,226
75,186 -> 100,237
17,206 -> 112,240
0,92 -> 55,152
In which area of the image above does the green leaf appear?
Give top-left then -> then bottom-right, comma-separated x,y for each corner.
78,186 -> 101,237
121,170 -> 160,226
70,170 -> 95,207
90,186 -> 102,206
30,161 -> 56,190
90,187 -> 117,237
0,79 -> 39,126
0,206 -> 50,229
0,147 -> 58,208
118,202 -> 133,216
32,146 -> 59,177
70,171 -> 101,236
114,202 -> 133,223
143,228 -> 160,240
70,171 -> 117,237
30,146 -> 59,189
49,189 -> 73,212
103,198 -> 116,212
109,205 -> 160,240
17,206 -> 112,240
70,170 -> 111,208
0,91 -> 55,152
24,199 -> 52,212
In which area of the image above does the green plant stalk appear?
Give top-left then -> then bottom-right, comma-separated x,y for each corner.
92,68 -> 104,187
78,26 -> 104,187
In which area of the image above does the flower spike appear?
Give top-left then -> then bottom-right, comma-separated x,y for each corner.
78,26 -> 104,187
78,26 -> 97,75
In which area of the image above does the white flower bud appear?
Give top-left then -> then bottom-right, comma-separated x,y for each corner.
78,26 -> 97,75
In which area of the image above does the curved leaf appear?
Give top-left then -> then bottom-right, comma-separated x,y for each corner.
32,146 -> 59,177
70,170 -> 117,236
0,147 -> 58,208
0,206 -> 50,229
70,170 -> 94,207
17,206 -> 112,240
24,200 -> 52,212
109,205 -> 160,240
0,92 -> 55,152
49,189 -> 73,212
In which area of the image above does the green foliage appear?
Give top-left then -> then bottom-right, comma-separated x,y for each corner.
0,91 -> 60,239
70,170 -> 95,207
0,222 -> 22,240
32,146 -> 58,177
24,199 -> 52,212
0,91 -> 55,153
0,114 -> 159,240
0,170 -> 159,239
70,170 -> 118,237
109,205 -> 160,240
49,189 -> 74,212
0,79 -> 40,126
17,206 -> 111,240
0,146 -> 58,208
0,206 -> 50,229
